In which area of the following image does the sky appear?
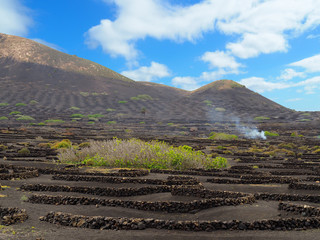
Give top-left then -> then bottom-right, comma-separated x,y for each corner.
1,0 -> 320,111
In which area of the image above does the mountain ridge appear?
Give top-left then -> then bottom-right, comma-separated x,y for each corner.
0,33 -> 315,124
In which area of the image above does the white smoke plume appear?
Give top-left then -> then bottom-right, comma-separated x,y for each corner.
237,125 -> 266,140
234,117 -> 266,140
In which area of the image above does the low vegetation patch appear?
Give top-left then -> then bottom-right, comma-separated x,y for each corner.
209,132 -> 238,140
290,132 -> 304,137
45,119 -> 65,124
0,103 -> 9,106
106,108 -> 116,112
298,119 -> 311,122
254,116 -> 270,121
69,106 -> 80,111
264,131 -> 279,137
87,114 -> 104,118
0,116 -> 8,121
52,139 -> 72,149
16,115 -> 35,121
15,103 -> 27,107
130,94 -> 153,101
71,114 -> 84,118
107,121 -> 117,125
203,100 -> 213,106
9,111 -> 21,115
58,138 -> 228,170
215,107 -> 226,112
80,92 -> 90,97
118,100 -> 128,104
29,100 -> 39,105
18,147 -> 30,155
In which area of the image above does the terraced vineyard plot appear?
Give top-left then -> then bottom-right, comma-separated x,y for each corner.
1,127 -> 320,239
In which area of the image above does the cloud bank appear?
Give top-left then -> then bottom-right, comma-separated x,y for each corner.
0,0 -> 32,36
87,0 -> 320,62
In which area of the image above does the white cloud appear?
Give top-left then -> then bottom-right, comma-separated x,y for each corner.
277,68 -> 305,81
171,68 -> 228,91
171,76 -> 201,91
32,39 -> 64,52
121,61 -> 170,82
201,51 -> 241,71
240,75 -> 320,94
86,0 -> 320,61
296,76 -> 320,94
307,34 -> 320,39
289,54 -> 320,73
286,98 -> 302,102
226,32 -> 288,59
239,77 -> 291,93
0,0 -> 32,36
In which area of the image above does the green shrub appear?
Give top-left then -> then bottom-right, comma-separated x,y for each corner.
264,131 -> 279,137
80,92 -> 90,97
107,121 -> 117,125
313,149 -> 320,154
106,108 -> 116,112
29,100 -> 39,105
0,103 -> 9,106
37,122 -> 45,126
118,100 -> 128,104
9,111 -> 21,115
203,100 -> 213,106
15,103 -> 27,107
18,147 -> 30,155
58,138 -> 228,170
298,119 -> 311,122
254,116 -> 270,121
45,119 -> 65,124
130,94 -> 153,101
52,139 -> 72,149
79,142 -> 91,148
140,121 -> 145,124
215,107 -> 226,112
0,116 -> 8,121
252,165 -> 259,169
290,132 -> 303,137
0,144 -> 8,151
87,114 -> 104,118
69,106 -> 80,111
278,143 -> 296,149
71,114 -> 84,118
216,146 -> 226,150
16,115 -> 35,121
167,123 -> 174,126
209,132 -> 238,140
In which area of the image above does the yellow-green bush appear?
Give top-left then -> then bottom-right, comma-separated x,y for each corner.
52,139 -> 72,149
209,132 -> 238,140
58,138 -> 228,170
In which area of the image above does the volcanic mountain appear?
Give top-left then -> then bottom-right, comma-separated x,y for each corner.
0,33 -> 301,124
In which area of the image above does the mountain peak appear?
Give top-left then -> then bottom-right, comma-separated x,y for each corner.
192,79 -> 245,93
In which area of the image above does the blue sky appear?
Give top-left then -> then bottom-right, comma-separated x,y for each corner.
1,0 -> 320,111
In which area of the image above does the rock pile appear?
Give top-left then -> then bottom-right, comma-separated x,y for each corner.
0,207 -> 28,225
40,211 -> 320,231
